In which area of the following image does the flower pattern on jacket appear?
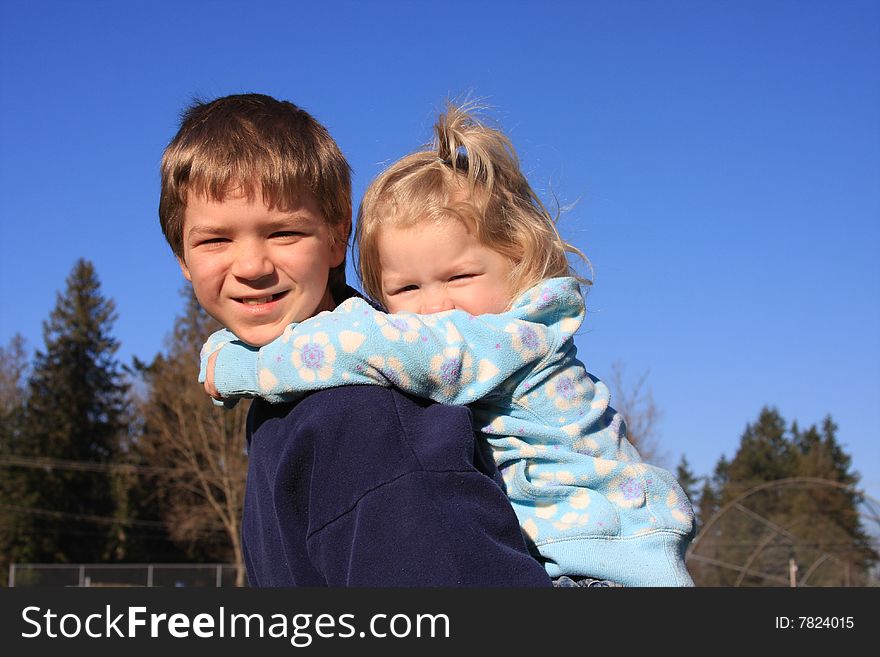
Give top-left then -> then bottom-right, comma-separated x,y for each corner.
429,348 -> 474,399
375,313 -> 421,343
290,333 -> 336,382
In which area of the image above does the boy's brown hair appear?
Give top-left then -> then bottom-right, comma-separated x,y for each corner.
159,93 -> 352,293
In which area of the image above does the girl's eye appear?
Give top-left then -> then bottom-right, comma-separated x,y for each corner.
272,231 -> 303,239
450,273 -> 475,282
392,285 -> 418,295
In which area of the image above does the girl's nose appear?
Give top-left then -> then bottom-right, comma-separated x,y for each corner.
421,291 -> 454,314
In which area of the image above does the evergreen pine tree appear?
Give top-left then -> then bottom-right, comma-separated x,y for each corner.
19,259 -> 130,564
691,407 -> 877,586
0,334 -> 37,576
725,407 -> 795,497
787,416 -> 877,585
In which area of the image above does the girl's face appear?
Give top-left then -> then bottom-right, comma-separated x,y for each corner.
377,219 -> 514,315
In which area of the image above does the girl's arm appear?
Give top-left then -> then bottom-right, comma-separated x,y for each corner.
204,278 -> 584,406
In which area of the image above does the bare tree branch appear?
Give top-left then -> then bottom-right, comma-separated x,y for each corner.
606,360 -> 668,467
131,291 -> 249,585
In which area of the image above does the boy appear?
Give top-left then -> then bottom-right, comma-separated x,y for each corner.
158,93 -> 552,586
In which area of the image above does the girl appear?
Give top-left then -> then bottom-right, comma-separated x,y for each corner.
202,104 -> 695,586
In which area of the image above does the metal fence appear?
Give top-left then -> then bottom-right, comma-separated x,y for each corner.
8,563 -> 242,587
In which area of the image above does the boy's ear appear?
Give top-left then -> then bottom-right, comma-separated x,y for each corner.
330,219 -> 351,268
177,256 -> 193,282
330,239 -> 346,268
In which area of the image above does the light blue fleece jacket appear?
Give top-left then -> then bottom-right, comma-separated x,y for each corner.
203,277 -> 695,586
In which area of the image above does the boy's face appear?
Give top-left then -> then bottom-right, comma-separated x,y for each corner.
378,219 -> 513,316
178,190 -> 346,346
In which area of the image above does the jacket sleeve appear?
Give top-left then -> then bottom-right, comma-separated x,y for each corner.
207,278 -> 585,405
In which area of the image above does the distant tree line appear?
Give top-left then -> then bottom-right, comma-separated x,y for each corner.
0,259 -> 247,584
0,259 -> 876,586
682,408 -> 878,586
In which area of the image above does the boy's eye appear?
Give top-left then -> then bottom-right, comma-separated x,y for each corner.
198,237 -> 229,246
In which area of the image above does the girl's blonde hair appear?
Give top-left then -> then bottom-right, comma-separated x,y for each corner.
355,102 -> 590,306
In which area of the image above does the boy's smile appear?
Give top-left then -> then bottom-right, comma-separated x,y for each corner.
179,191 -> 345,346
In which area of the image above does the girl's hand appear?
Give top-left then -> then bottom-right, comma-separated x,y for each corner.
204,350 -> 222,400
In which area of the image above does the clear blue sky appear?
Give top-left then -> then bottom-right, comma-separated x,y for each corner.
1,1 -> 878,500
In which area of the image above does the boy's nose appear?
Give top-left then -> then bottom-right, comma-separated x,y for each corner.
420,291 -> 455,314
231,246 -> 275,281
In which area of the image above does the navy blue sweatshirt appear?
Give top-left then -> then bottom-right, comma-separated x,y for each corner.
241,385 -> 553,586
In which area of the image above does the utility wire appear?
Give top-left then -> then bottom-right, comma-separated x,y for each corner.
0,455 -> 173,475
0,503 -> 228,536
0,503 -> 166,528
